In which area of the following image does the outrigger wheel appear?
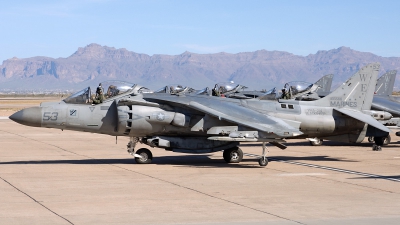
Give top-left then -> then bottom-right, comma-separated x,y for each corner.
135,148 -> 153,164
258,157 -> 268,166
258,142 -> 269,167
223,147 -> 243,163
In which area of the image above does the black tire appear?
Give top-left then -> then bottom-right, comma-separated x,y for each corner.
309,138 -> 323,146
373,145 -> 382,151
367,137 -> 374,143
373,137 -> 384,146
135,148 -> 153,164
258,157 -> 268,167
383,135 -> 391,145
223,147 -> 243,163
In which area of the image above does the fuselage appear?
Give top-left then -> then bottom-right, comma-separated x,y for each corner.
11,93 -> 369,144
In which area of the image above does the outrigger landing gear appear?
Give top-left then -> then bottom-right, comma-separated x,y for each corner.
258,142 -> 269,167
127,137 -> 154,164
223,147 -> 243,163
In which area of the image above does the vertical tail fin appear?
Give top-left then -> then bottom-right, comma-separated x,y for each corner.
300,63 -> 380,110
375,70 -> 397,96
315,74 -> 334,94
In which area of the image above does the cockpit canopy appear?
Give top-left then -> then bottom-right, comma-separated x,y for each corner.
212,82 -> 247,96
155,84 -> 194,94
214,82 -> 237,93
283,81 -> 314,96
63,81 -> 138,104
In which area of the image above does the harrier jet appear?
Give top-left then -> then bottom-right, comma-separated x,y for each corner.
371,70 -> 400,117
10,63 -> 389,166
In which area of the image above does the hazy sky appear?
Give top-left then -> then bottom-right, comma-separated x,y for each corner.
1,0 -> 400,62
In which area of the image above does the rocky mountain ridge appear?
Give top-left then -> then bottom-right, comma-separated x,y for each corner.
1,43 -> 400,91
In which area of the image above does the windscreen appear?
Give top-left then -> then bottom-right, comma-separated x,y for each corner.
63,81 -> 135,104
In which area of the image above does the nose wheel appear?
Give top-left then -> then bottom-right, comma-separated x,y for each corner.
134,148 -> 153,164
127,137 -> 153,164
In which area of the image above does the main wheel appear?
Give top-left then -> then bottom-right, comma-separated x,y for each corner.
383,135 -> 391,145
258,157 -> 268,167
367,137 -> 374,143
135,148 -> 153,164
309,138 -> 323,146
223,147 -> 243,163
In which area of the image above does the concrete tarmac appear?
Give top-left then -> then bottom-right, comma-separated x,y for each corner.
1,118 -> 400,225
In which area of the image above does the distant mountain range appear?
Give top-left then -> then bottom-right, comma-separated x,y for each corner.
1,43 -> 400,92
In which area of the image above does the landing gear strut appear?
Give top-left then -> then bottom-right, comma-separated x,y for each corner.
127,137 -> 154,164
258,142 -> 269,167
372,136 -> 384,151
223,147 -> 243,163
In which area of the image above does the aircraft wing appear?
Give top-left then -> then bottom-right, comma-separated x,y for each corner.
334,108 -> 391,133
141,94 -> 303,138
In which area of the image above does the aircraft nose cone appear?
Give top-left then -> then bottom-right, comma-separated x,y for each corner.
9,107 -> 42,127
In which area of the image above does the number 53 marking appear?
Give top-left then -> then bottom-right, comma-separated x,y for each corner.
43,112 -> 58,121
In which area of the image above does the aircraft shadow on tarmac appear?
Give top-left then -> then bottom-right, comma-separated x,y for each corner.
0,154 -> 357,168
241,141 -> 400,147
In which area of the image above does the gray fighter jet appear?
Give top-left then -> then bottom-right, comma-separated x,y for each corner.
9,63 -> 389,166
280,74 -> 334,101
371,70 -> 400,117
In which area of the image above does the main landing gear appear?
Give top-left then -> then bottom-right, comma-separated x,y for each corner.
223,147 -> 243,163
222,142 -> 269,167
127,137 -> 270,167
127,137 -> 153,164
372,136 -> 384,151
369,135 -> 390,151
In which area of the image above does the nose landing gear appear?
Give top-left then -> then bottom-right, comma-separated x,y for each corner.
127,137 -> 153,164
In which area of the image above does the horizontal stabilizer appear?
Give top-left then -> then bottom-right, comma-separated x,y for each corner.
334,108 -> 391,133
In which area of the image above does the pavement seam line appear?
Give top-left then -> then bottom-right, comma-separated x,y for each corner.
269,157 -> 400,183
110,164 -> 306,225
0,176 -> 74,225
